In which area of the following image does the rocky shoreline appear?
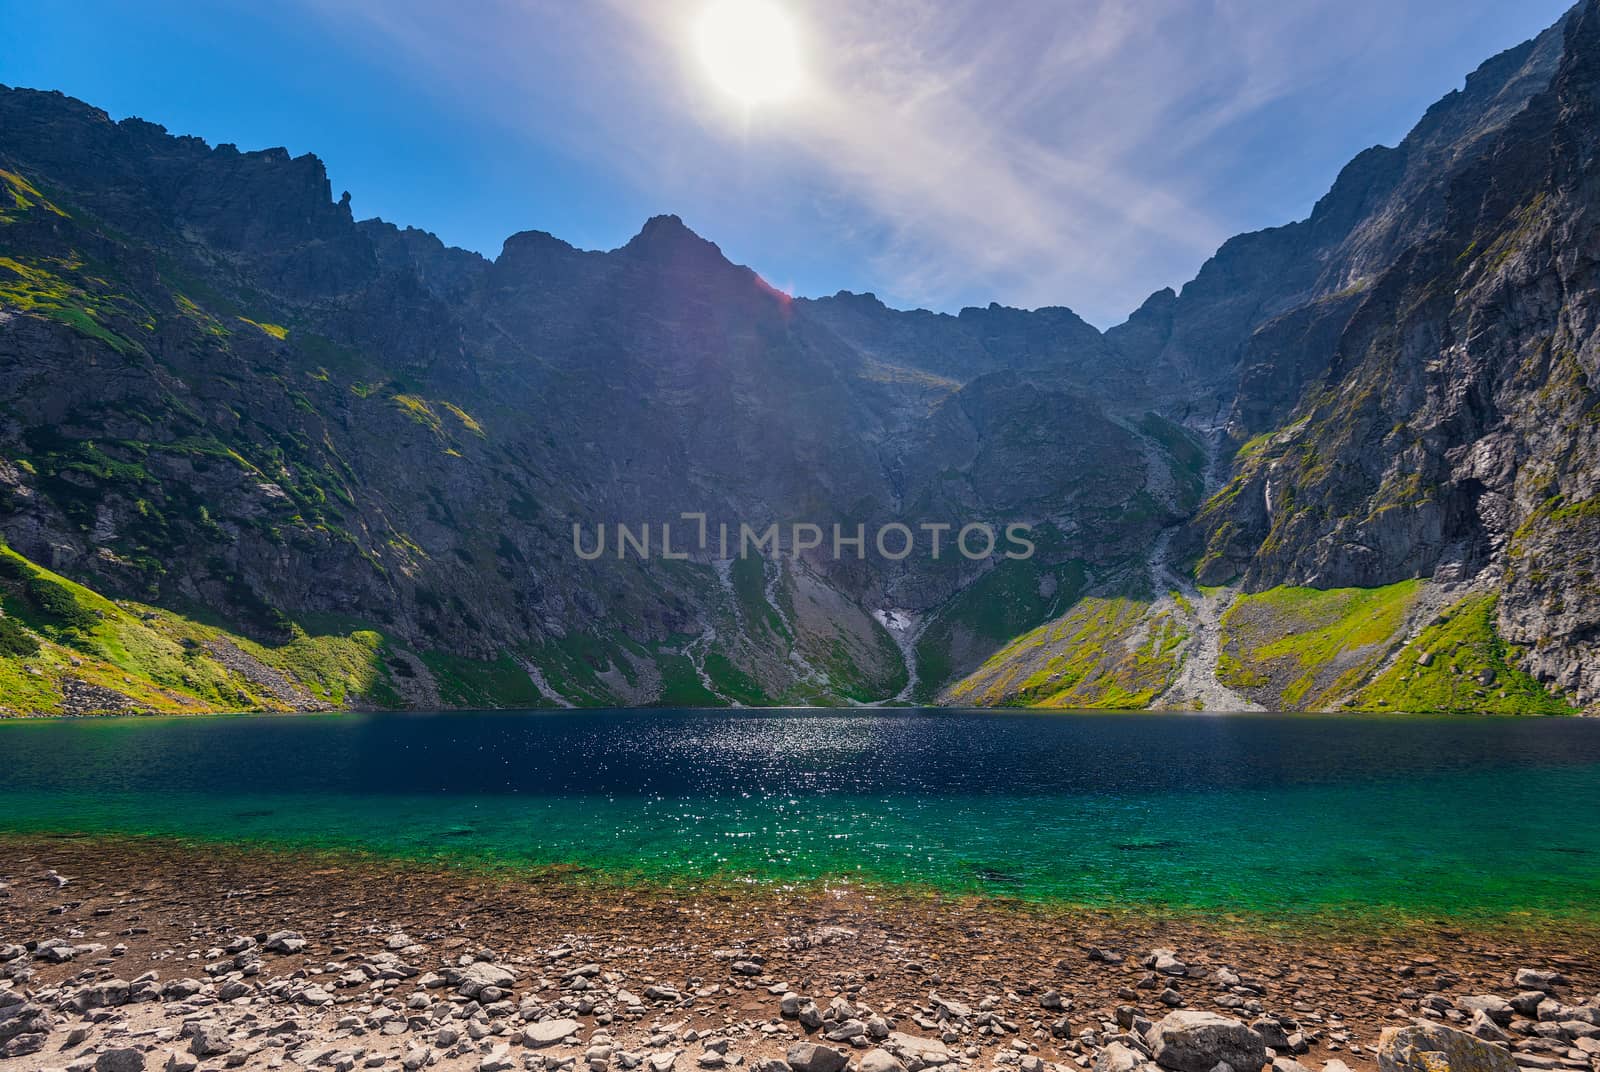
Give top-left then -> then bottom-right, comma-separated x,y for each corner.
1,837 -> 1596,1072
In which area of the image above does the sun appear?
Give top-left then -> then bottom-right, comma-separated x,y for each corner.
694,0 -> 803,108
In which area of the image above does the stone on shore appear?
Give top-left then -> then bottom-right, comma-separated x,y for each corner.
1146,1011 -> 1267,1072
786,1042 -> 850,1072
1514,970 -> 1567,993
1096,1042 -> 1154,1072
188,1023 -> 233,1057
887,1032 -> 952,1068
0,993 -> 53,1058
263,930 -> 306,954
458,960 -> 517,998
1376,1021 -> 1515,1072
860,1050 -> 906,1072
96,1049 -> 147,1072
525,1018 -> 582,1047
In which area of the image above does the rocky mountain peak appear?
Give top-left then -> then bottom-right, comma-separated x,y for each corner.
622,213 -> 730,267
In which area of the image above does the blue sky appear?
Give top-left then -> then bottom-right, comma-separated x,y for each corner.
1,0 -> 1575,327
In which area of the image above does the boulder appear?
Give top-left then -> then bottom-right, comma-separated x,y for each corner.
861,1051 -> 906,1072
457,961 -> 516,998
1467,1011 -> 1511,1044
0,997 -> 52,1055
786,1043 -> 849,1072
1514,970 -> 1566,993
1251,1019 -> 1291,1051
1146,950 -> 1189,976
1456,997 -> 1513,1026
188,1024 -> 232,1057
262,931 -> 306,954
69,978 -> 132,1013
1377,1021 -> 1515,1072
887,1032 -> 952,1067
1146,1011 -> 1267,1072
524,1018 -> 582,1047
1096,1042 -> 1153,1072
96,1050 -> 147,1072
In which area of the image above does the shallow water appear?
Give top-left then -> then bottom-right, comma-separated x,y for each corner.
2,708 -> 1599,923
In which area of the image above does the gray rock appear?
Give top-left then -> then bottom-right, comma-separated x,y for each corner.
1146,950 -> 1189,976
0,1031 -> 49,1059
188,1024 -> 232,1057
217,979 -> 251,1001
1096,1042 -> 1152,1072
1377,1021 -> 1515,1072
1468,1011 -> 1511,1044
786,1043 -> 849,1072
96,1050 -> 147,1072
480,1044 -> 515,1072
861,1051 -> 905,1072
887,1033 -> 951,1068
458,962 -> 517,998
1251,1020 -> 1291,1052
1514,971 -> 1566,994
1146,1011 -> 1267,1072
70,978 -> 132,1012
34,939 -> 75,963
525,1018 -> 582,1047
160,978 -> 205,1000
0,998 -> 52,1051
263,931 -> 306,954
1458,997 -> 1513,1026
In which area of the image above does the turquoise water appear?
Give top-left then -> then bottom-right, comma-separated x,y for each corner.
2,708 -> 1599,923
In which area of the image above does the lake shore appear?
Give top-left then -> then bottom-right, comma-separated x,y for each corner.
2,835 -> 1597,1072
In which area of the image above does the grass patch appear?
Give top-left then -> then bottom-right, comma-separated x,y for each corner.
1350,595 -> 1573,714
236,316 -> 289,340
420,651 -> 549,709
1217,581 -> 1420,709
946,596 -> 1183,709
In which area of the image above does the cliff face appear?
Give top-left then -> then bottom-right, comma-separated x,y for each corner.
1185,1 -> 1600,705
2,1 -> 1599,714
0,87 -> 1171,709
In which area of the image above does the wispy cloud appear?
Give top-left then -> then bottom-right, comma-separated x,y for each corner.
294,0 -> 1569,326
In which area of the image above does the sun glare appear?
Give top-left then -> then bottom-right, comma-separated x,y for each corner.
694,0 -> 803,108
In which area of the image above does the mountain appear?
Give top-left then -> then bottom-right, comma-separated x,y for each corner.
1,0 -> 1598,715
